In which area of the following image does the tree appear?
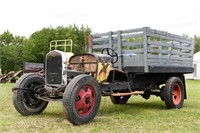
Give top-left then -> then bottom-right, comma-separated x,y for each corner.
194,35 -> 200,53
27,27 -> 56,63
0,30 -> 14,46
26,25 -> 91,63
0,31 -> 26,73
52,25 -> 91,54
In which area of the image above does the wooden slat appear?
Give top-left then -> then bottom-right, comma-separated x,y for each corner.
117,31 -> 122,70
93,37 -> 109,42
148,59 -> 192,67
122,33 -> 143,39
123,62 -> 144,67
123,56 -> 144,61
122,49 -> 144,54
147,33 -> 193,44
148,61 -> 192,67
148,40 -> 193,51
92,32 -> 110,37
181,50 -> 192,53
148,28 -> 192,42
121,28 -> 144,34
148,54 -> 192,61
149,62 -> 191,67
123,56 -> 144,67
109,32 -> 113,48
148,62 -> 192,67
122,41 -> 143,47
143,27 -> 148,72
148,58 -> 193,64
148,49 -> 193,57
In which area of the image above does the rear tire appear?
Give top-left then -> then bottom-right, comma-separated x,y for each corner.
164,77 -> 185,109
63,74 -> 101,125
160,86 -> 165,101
13,73 -> 48,115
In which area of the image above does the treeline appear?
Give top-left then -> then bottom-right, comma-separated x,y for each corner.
0,25 -> 91,73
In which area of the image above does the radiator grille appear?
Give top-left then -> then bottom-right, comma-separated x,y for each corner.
46,55 -> 62,84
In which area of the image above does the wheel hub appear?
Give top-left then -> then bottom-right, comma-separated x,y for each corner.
172,84 -> 182,105
76,85 -> 96,116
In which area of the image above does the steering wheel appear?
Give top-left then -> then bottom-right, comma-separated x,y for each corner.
101,48 -> 118,64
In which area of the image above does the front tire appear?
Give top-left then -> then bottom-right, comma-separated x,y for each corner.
13,73 -> 48,115
63,74 -> 101,125
164,77 -> 185,109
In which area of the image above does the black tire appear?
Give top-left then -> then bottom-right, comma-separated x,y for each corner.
160,86 -> 165,101
110,95 -> 130,104
63,74 -> 101,125
164,77 -> 185,109
13,73 -> 48,115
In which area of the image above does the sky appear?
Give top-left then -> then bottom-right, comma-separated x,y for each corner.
0,0 -> 200,37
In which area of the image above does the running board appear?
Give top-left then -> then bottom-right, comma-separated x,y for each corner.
34,94 -> 62,102
111,91 -> 144,96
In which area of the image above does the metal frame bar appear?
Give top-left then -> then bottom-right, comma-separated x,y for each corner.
50,39 -> 73,52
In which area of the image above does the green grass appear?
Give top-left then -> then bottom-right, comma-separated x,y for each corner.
0,80 -> 200,133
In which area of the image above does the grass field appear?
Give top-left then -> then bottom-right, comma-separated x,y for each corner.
0,80 -> 200,133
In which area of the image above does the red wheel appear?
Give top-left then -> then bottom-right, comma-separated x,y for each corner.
164,77 -> 185,109
172,84 -> 182,105
76,85 -> 96,117
63,74 -> 101,125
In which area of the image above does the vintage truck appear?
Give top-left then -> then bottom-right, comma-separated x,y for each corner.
12,27 -> 194,125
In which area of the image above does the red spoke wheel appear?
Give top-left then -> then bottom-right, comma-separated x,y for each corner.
76,85 -> 96,116
63,74 -> 101,125
172,84 -> 182,105
164,77 -> 185,109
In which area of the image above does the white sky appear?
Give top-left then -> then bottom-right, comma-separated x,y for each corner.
0,0 -> 200,37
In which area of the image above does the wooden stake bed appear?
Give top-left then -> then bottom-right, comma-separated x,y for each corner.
89,27 -> 194,74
